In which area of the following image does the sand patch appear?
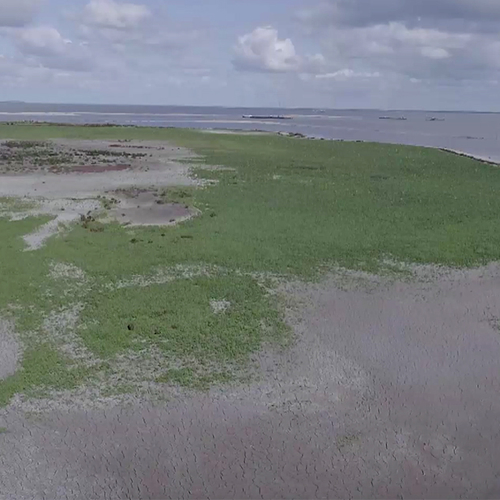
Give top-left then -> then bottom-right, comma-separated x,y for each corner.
111,264 -> 220,290
3,198 -> 100,251
0,139 -> 206,248
1,197 -> 100,251
49,262 -> 87,282
108,190 -> 199,227
42,304 -> 98,364
0,139 -> 198,200
71,164 -> 130,173
210,299 -> 231,314
0,320 -> 20,380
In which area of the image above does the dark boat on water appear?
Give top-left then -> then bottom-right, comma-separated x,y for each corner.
242,115 -> 292,120
379,116 -> 407,121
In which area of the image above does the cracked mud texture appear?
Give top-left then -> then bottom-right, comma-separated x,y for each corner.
1,267 -> 500,499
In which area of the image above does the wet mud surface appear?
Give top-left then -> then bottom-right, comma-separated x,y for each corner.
1,267 -> 500,499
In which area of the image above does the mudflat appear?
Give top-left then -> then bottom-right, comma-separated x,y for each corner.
2,267 -> 500,499
1,126 -> 500,499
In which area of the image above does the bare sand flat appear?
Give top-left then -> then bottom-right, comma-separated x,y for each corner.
109,190 -> 198,227
0,139 -> 200,250
0,139 -> 197,200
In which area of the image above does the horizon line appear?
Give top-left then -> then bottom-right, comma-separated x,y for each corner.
0,101 -> 499,114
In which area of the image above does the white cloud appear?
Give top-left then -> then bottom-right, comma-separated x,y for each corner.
310,21 -> 492,83
13,27 -> 94,72
315,69 -> 381,80
297,0 -> 500,30
2,0 -> 499,109
0,0 -> 40,27
389,24 -> 470,49
324,23 -> 470,59
79,22 -> 201,50
16,27 -> 70,57
83,0 -> 151,29
482,41 -> 500,69
296,2 -> 500,88
0,54 -> 50,86
233,26 -> 301,72
78,0 -> 202,58
233,26 -> 325,74
421,46 -> 450,59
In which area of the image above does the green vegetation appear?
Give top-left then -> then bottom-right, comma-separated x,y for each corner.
80,275 -> 284,359
336,433 -> 361,449
0,345 -> 92,407
2,123 -> 500,404
4,123 -> 500,270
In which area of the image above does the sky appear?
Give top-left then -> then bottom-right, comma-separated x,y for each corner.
0,0 -> 500,110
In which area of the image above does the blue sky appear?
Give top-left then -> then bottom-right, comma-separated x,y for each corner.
1,0 -> 500,110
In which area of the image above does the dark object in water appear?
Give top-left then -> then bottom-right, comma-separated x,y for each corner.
426,117 -> 445,122
242,115 -> 292,120
379,116 -> 407,121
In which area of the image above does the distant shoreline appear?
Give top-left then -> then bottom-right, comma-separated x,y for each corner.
0,120 -> 498,166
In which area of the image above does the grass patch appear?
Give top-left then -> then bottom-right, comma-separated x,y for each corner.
0,344 -> 90,407
160,186 -> 196,204
79,274 -> 286,359
336,434 -> 361,449
2,123 -> 500,401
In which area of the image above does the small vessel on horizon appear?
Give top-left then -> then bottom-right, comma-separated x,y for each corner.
379,116 -> 407,121
242,115 -> 292,120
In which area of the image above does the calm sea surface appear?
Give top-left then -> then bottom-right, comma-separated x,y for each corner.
1,103 -> 499,162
